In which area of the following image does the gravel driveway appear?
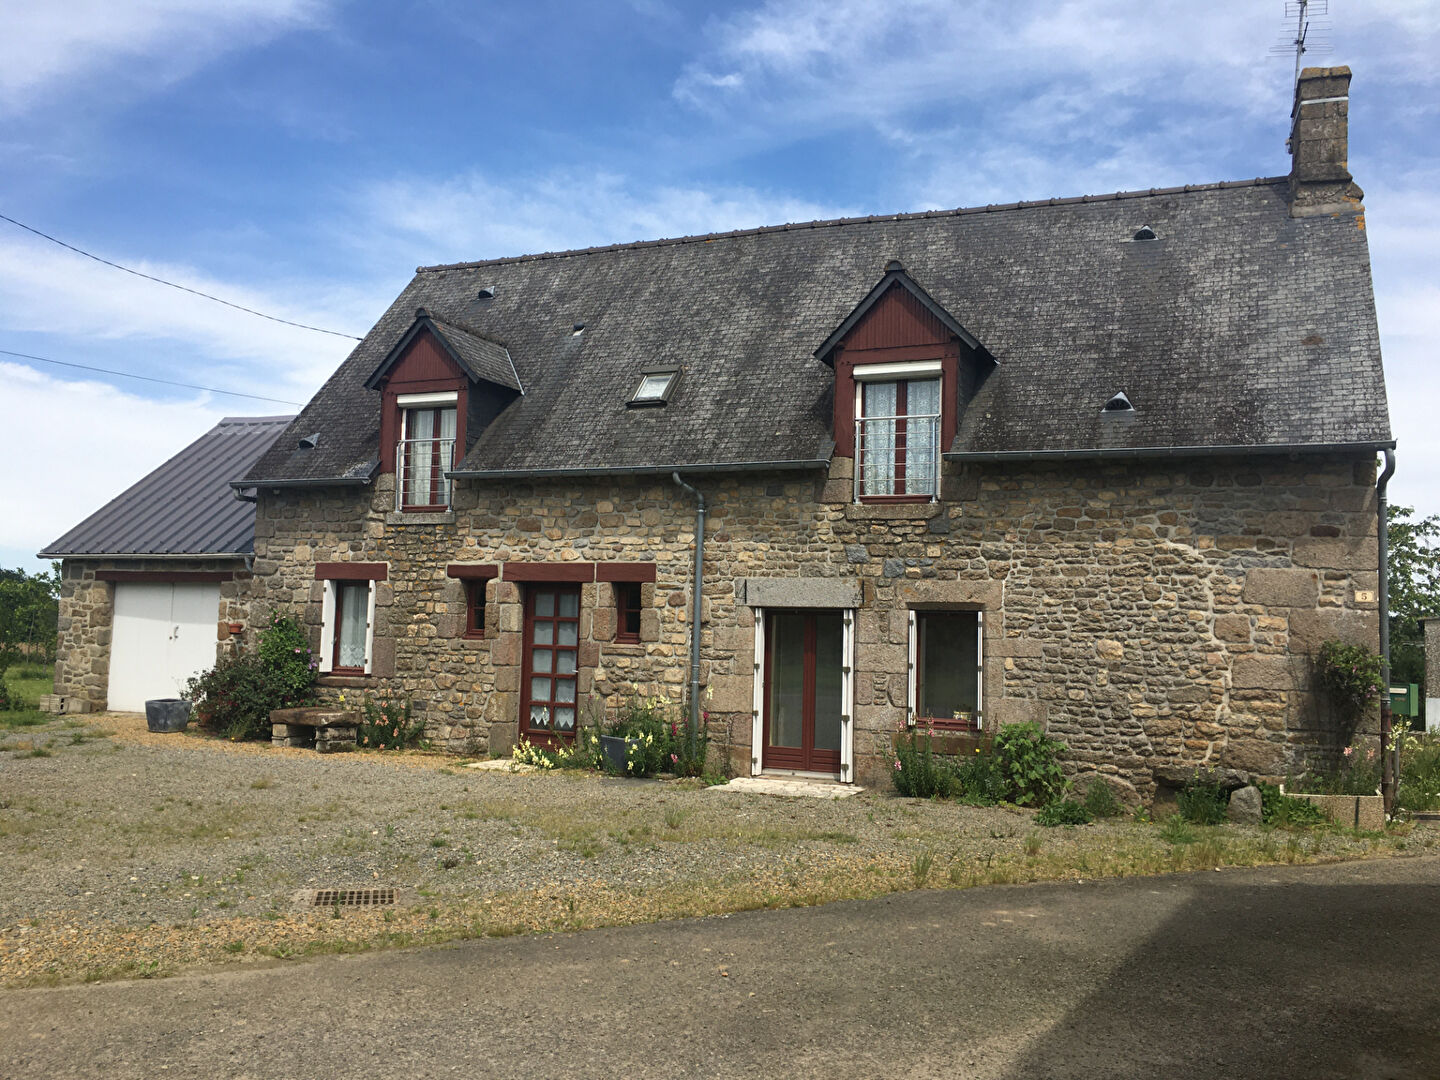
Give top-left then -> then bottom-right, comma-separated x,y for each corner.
1,713 -> 1426,986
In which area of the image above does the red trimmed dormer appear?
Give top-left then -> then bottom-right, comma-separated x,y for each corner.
366,308 -> 522,511
816,263 -> 993,502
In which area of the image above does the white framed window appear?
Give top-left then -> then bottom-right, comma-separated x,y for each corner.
907,609 -> 983,729
319,579 -> 376,674
855,363 -> 941,501
396,392 -> 457,510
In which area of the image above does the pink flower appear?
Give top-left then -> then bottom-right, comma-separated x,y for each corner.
1343,746 -> 1354,757
670,753 -> 678,763
893,759 -> 902,771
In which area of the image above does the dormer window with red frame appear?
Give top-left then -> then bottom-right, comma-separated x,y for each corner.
815,263 -> 993,505
364,307 -> 524,515
397,394 -> 457,511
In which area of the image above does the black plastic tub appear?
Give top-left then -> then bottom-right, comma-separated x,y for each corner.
145,698 -> 192,733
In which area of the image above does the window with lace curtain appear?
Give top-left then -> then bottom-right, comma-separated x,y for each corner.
856,376 -> 941,500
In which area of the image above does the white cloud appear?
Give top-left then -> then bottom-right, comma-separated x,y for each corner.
0,362 -> 229,571
0,0 -> 328,115
0,233 -> 377,400
349,169 -> 850,266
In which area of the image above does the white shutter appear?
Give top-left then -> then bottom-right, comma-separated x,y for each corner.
363,581 -> 377,675
751,609 -> 765,776
906,609 -> 918,727
840,609 -> 855,783
318,582 -> 336,673
975,609 -> 985,730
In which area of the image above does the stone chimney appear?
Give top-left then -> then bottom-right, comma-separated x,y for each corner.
1288,65 -> 1364,217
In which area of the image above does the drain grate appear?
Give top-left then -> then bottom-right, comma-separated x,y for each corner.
313,887 -> 397,908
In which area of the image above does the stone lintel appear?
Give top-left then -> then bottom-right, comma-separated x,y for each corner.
736,577 -> 861,609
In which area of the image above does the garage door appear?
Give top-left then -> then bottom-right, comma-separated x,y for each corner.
107,582 -> 221,712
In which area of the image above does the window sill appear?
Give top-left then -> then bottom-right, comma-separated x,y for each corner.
605,641 -> 646,656
319,673 -> 380,689
461,630 -> 486,641
386,510 -> 455,526
845,502 -> 942,522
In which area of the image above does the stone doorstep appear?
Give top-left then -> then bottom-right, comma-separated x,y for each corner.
710,776 -> 865,800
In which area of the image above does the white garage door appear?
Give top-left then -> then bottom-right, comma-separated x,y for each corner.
107,582 -> 221,712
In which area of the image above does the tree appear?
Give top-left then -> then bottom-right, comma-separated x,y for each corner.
1388,506 -> 1440,689
0,564 -> 60,669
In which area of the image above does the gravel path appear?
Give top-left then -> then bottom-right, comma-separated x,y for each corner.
1,713 -> 1427,987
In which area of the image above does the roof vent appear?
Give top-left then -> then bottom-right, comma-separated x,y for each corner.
885,259 -> 905,273
1102,392 -> 1134,412
298,432 -> 321,449
1133,224 -> 1157,241
572,322 -> 585,335
476,286 -> 495,300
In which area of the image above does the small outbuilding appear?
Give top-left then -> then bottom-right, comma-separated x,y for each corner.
40,415 -> 291,712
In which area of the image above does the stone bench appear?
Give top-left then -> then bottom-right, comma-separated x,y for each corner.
270,708 -> 362,753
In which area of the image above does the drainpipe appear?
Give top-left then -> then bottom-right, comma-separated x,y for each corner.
672,472 -> 705,756
1377,449 -> 1396,815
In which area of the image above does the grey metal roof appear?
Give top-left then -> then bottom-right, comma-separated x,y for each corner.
240,177 -> 1390,486
41,415 -> 293,558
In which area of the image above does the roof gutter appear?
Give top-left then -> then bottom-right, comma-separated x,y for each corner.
36,551 -> 249,560
228,477 -> 372,491
448,457 -> 830,481
944,440 -> 1395,464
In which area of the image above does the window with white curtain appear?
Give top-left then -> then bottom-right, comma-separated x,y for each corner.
857,376 -> 941,499
398,405 -> 456,510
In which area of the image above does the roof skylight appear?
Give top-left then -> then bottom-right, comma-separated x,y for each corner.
629,369 -> 678,407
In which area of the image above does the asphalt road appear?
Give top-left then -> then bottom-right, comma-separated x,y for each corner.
3,855 -> 1438,1079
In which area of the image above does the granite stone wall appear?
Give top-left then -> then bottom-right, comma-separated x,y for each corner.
53,557 -> 252,710
244,452 -> 1380,799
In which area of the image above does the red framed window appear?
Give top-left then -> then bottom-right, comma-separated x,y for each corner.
520,585 -> 580,741
856,377 -> 941,501
614,582 -> 641,643
463,579 -> 486,639
331,580 -> 370,674
397,405 -> 456,511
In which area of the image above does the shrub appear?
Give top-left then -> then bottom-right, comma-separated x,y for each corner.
1036,799 -> 1092,827
1315,639 -> 1383,745
1256,781 -> 1328,827
1396,729 -> 1440,813
1081,778 -> 1124,818
952,746 -> 1005,805
358,691 -> 425,750
891,727 -> 956,799
668,712 -> 710,778
186,614 -> 319,741
993,722 -> 1067,806
1175,771 -> 1228,825
0,680 -> 12,711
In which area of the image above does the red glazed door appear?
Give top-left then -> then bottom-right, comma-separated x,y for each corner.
762,611 -> 842,773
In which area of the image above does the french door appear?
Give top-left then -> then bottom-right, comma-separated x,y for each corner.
520,585 -> 580,741
762,611 -> 843,773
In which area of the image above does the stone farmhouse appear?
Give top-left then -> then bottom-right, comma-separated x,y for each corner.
49,68 -> 1391,799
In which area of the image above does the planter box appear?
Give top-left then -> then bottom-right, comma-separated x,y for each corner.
599,734 -> 635,774
144,698 -> 191,733
1281,790 -> 1385,831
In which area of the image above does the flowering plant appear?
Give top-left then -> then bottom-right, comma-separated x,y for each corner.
1315,639 -> 1383,745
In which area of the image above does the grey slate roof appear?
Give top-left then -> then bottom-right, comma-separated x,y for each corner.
365,311 -> 522,393
240,177 -> 1390,486
42,415 -> 293,558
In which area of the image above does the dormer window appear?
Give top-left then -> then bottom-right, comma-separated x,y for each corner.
397,392 -> 456,511
815,265 -> 995,507
855,365 -> 941,500
629,368 -> 678,407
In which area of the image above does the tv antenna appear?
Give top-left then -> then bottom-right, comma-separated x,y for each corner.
1270,1 -> 1332,85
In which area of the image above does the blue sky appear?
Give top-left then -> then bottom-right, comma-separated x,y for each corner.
2,0 -> 1437,572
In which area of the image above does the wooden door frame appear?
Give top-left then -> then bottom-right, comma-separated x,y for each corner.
519,583 -> 581,746
760,610 -> 843,775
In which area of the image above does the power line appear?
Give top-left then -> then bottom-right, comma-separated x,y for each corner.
0,348 -> 306,407
0,211 -> 363,341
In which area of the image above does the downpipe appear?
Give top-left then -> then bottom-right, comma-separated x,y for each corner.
1378,449 -> 1396,815
672,473 -> 705,756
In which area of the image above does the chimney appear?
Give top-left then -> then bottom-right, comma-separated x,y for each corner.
1288,65 -> 1364,217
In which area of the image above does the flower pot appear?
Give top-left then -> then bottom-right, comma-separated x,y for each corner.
145,698 -> 191,733
599,734 -> 635,774
1280,787 -> 1385,830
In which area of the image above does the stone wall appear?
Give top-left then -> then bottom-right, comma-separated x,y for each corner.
54,557 -> 252,710
245,452 -> 1380,799
1425,619 -> 1439,732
